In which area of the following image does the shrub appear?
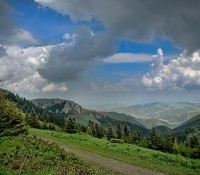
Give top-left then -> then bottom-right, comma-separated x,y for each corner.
110,138 -> 124,143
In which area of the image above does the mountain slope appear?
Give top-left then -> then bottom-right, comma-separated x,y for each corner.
174,114 -> 200,132
112,102 -> 200,128
31,98 -> 148,134
32,98 -> 85,114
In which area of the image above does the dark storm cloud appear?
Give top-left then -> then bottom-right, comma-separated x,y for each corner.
0,0 -> 17,44
38,27 -> 115,82
35,0 -> 200,83
36,0 -> 200,52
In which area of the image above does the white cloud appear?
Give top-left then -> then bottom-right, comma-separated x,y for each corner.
42,83 -> 68,92
4,72 -> 46,93
103,53 -> 152,63
63,33 -> 77,40
0,44 -> 68,93
143,49 -> 200,90
14,29 -> 39,45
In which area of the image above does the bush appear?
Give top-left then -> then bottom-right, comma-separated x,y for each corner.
110,138 -> 124,143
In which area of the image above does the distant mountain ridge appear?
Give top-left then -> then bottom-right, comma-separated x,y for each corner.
174,114 -> 200,132
1,88 -> 200,134
111,102 -> 200,128
31,98 -> 85,114
31,98 -> 148,135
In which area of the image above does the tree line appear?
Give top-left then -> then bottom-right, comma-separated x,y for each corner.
62,117 -> 200,159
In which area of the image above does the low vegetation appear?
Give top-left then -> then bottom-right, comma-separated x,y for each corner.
31,128 -> 200,175
0,135 -> 118,175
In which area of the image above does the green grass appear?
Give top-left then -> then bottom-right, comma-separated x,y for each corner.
0,166 -> 13,175
30,128 -> 200,175
0,134 -> 118,175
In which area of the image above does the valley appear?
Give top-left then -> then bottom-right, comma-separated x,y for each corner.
0,88 -> 200,175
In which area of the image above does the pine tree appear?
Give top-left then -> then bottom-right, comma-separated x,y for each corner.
0,99 -> 27,136
28,108 -> 40,128
106,125 -> 114,141
172,139 -> 180,154
124,126 -> 130,137
116,123 -> 122,139
94,124 -> 104,138
147,126 -> 165,151
189,135 -> 199,148
65,117 -> 78,134
147,126 -> 158,150
132,129 -> 142,145
123,126 -> 130,142
164,131 -> 175,152
86,127 -> 93,136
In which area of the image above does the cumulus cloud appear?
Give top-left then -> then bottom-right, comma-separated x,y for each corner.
42,83 -> 67,92
14,28 -> 39,45
38,27 -> 114,82
0,44 -> 68,93
143,49 -> 200,90
103,53 -> 152,63
34,0 -> 200,86
35,0 -> 200,52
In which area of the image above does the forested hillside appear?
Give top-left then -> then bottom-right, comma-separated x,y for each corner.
0,89 -> 114,175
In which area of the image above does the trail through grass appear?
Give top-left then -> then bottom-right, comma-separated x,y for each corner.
30,129 -> 200,175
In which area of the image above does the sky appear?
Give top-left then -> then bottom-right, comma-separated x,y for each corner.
1,0 -> 200,106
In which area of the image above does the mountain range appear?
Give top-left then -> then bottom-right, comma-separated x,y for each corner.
31,98 -> 149,135
174,114 -> 200,132
110,102 -> 200,128
1,88 -> 200,134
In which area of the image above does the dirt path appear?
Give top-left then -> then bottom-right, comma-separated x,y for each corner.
40,137 -> 167,175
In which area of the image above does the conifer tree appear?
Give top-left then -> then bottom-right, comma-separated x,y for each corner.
106,125 -> 114,141
0,98 -> 27,136
189,135 -> 199,148
86,127 -> 93,136
132,129 -> 142,144
123,126 -> 130,142
164,131 -> 175,152
172,139 -> 180,154
147,126 -> 165,151
94,124 -> 104,138
147,126 -> 158,150
28,108 -> 40,128
65,117 -> 78,133
116,123 -> 122,139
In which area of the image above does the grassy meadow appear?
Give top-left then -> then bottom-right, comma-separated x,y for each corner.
30,128 -> 200,175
